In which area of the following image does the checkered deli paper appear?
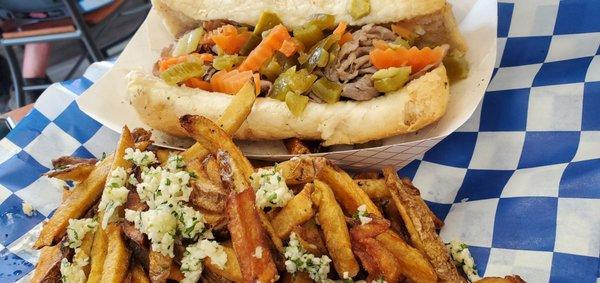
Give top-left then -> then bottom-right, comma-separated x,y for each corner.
0,0 -> 599,282
76,0 -> 496,169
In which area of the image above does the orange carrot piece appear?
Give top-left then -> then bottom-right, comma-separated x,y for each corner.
184,77 -> 212,91
391,24 -> 417,40
278,38 -> 298,57
210,69 -> 254,95
252,73 -> 260,95
339,32 -> 353,46
158,53 -> 211,72
369,46 -> 446,73
238,24 -> 291,72
211,25 -> 252,54
198,53 -> 214,62
332,21 -> 348,37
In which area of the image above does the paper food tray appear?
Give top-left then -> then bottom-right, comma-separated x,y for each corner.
77,0 -> 497,170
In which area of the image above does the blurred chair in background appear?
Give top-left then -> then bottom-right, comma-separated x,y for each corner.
0,0 -> 150,109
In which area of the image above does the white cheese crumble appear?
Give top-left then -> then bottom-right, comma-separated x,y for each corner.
98,167 -> 130,228
354,204 -> 372,224
251,167 -> 293,209
124,148 -> 156,167
136,167 -> 192,210
180,239 -> 228,283
60,248 -> 89,283
65,218 -> 98,249
253,246 -> 264,259
125,207 -> 178,257
446,240 -> 481,282
284,232 -> 331,282
22,202 -> 35,216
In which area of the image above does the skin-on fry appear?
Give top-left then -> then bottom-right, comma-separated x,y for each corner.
355,179 -> 390,200
188,158 -> 228,214
168,264 -> 185,281
87,227 -> 109,283
292,220 -> 328,256
181,115 -> 254,179
226,188 -> 278,282
130,262 -> 151,283
31,245 -> 63,283
51,156 -> 97,168
204,154 -> 224,188
353,171 -> 380,179
205,245 -> 243,282
383,166 -> 463,282
80,231 -> 95,276
149,251 -> 172,283
45,162 -> 96,182
316,161 -> 436,282
352,238 -> 402,283
181,82 -> 257,163
100,224 -> 131,283
111,126 -> 136,171
282,271 -> 312,283
271,183 -> 314,239
34,155 -> 113,248
277,156 -> 326,185
312,180 -> 359,277
476,275 -> 526,283
284,138 -> 311,154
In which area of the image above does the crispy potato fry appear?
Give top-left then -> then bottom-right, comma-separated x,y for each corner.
130,262 -> 151,283
292,220 -> 328,256
204,154 -> 224,188
149,251 -> 171,283
476,276 -> 525,283
376,231 -> 437,283
355,179 -> 390,200
317,162 -> 381,216
382,201 -> 410,241
226,188 -> 278,282
87,227 -> 109,283
45,162 -> 95,182
353,171 -> 380,179
383,167 -> 463,282
100,224 -> 131,283
111,126 -> 136,171
168,264 -> 184,281
312,180 -> 359,277
51,156 -> 97,169
349,217 -> 390,239
277,156 -> 326,185
188,158 -> 228,213
281,271 -> 312,283
31,245 -> 63,283
205,245 -> 243,282
257,207 -> 285,253
284,138 -> 312,154
181,82 -> 256,163
79,231 -> 94,276
271,183 -> 314,239
353,238 -> 402,283
34,156 -> 113,248
181,115 -> 254,179
154,149 -> 171,166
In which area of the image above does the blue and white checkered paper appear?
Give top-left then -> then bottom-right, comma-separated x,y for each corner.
0,1 -> 599,282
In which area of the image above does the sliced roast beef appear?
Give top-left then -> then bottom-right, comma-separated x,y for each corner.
341,75 -> 379,101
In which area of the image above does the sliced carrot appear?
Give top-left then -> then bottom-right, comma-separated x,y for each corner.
332,21 -> 348,37
211,25 -> 252,54
158,53 -> 211,72
278,38 -> 299,57
339,32 -> 353,46
369,46 -> 446,73
253,73 -> 260,95
391,24 -> 417,40
372,39 -> 390,50
184,77 -> 212,91
238,24 -> 291,72
210,69 -> 254,95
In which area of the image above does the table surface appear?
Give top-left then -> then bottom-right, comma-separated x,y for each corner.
1,104 -> 34,125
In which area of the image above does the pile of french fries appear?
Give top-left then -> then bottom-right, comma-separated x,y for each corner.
31,83 -> 523,283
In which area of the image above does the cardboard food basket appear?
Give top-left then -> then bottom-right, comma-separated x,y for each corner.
77,0 -> 497,170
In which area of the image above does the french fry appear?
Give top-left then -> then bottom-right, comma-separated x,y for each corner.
168,263 -> 185,281
154,148 -> 172,166
100,224 -> 131,283
45,162 -> 95,182
205,245 -> 243,282
204,154 -> 224,188
188,158 -> 227,213
130,262 -> 151,283
149,251 -> 172,283
257,207 -> 285,252
51,156 -> 97,168
80,231 -> 95,276
281,271 -> 312,283
277,156 -> 326,185
31,245 -> 63,283
226,188 -> 278,282
87,227 -> 109,283
376,231 -> 437,283
284,138 -> 311,154
352,238 -> 402,283
476,276 -> 525,283
292,220 -> 328,256
353,171 -> 380,179
181,82 -> 256,163
271,183 -> 315,239
312,180 -> 359,277
34,155 -> 113,248
348,217 -> 390,239
383,167 -> 463,282
381,200 -> 410,241
355,179 -> 390,200
316,162 -> 381,216
181,115 -> 254,179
